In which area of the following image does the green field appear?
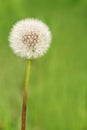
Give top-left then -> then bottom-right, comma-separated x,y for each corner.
0,0 -> 87,130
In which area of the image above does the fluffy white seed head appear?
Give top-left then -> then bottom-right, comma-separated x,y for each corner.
9,18 -> 52,59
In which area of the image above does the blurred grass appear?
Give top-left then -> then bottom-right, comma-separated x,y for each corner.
0,0 -> 87,130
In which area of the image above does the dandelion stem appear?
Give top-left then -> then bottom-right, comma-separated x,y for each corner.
21,60 -> 31,130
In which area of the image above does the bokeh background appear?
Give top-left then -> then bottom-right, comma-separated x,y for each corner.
0,0 -> 87,130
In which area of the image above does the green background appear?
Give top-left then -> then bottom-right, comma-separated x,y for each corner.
0,0 -> 87,130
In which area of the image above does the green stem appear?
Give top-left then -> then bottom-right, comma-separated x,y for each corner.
21,60 -> 31,130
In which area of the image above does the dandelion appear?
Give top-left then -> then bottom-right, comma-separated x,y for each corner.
9,18 -> 52,130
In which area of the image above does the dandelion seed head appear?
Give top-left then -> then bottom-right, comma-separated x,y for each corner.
9,18 -> 52,59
